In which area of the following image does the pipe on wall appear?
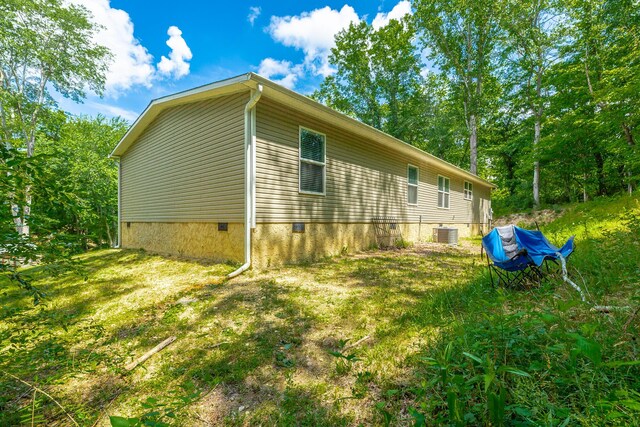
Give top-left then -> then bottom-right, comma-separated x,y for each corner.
116,157 -> 121,248
227,84 -> 263,279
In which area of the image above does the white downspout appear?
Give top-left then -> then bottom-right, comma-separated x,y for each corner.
228,84 -> 263,278
116,157 -> 121,248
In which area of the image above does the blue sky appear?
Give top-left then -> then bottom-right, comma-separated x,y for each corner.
59,0 -> 412,122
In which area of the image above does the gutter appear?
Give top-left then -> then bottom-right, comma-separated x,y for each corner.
227,84 -> 263,279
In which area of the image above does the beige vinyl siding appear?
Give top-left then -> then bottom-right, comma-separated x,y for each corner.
120,92 -> 247,222
255,97 -> 491,224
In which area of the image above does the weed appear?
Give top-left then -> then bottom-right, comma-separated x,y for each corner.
329,340 -> 362,376
109,381 -> 201,426
274,340 -> 296,368
395,238 -> 412,249
366,242 -> 380,251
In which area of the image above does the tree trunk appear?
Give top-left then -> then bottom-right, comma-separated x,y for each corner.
583,173 -> 589,202
594,151 -> 606,196
18,132 -> 36,237
533,118 -> 541,208
11,203 -> 24,234
622,123 -> 635,194
105,216 -> 113,248
469,114 -> 478,175
22,189 -> 31,236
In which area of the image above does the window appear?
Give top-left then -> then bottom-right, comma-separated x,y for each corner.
407,165 -> 418,205
438,175 -> 450,209
299,127 -> 326,194
464,181 -> 473,200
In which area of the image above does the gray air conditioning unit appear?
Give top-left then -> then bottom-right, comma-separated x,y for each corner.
433,227 -> 458,245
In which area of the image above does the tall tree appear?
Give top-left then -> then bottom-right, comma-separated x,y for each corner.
314,18 -> 430,146
502,0 -> 562,207
413,0 -> 503,175
0,0 -> 109,235
597,0 -> 640,194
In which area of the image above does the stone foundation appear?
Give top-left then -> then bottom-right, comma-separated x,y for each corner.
121,222 -> 243,262
251,222 -> 485,268
121,221 -> 487,268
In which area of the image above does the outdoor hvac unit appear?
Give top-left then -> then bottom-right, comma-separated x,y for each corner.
433,227 -> 458,245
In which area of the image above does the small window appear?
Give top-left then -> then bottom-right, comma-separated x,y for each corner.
299,127 -> 326,194
438,175 -> 450,209
407,165 -> 418,205
464,181 -> 473,200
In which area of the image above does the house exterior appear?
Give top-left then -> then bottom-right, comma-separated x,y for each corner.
110,73 -> 494,272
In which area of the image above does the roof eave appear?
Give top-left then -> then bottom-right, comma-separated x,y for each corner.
109,73 -> 253,158
109,71 -> 496,189
246,73 -> 496,189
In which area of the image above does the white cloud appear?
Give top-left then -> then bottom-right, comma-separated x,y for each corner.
71,0 -> 192,96
247,6 -> 261,25
263,1 -> 414,88
266,5 -> 360,77
157,26 -> 193,79
372,1 -> 412,30
72,0 -> 154,94
257,58 -> 302,89
87,101 -> 139,121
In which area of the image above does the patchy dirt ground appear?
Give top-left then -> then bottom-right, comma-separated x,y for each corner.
1,242 -> 483,426
493,208 -> 564,228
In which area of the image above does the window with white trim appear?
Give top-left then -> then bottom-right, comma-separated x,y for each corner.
407,165 -> 418,205
464,181 -> 473,200
438,175 -> 450,208
299,127 -> 326,194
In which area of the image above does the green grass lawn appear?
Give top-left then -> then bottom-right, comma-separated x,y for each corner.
1,194 -> 639,426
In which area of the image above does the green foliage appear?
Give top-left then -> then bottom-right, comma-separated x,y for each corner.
0,115 -> 124,302
109,382 -> 202,427
0,144 -> 88,303
0,0 -> 116,299
317,0 -> 639,209
395,238 -> 412,249
413,0 -> 504,174
381,194 -> 640,425
328,340 -> 362,376
407,297 -> 639,425
35,115 -> 127,248
314,17 -> 431,147
491,0 -> 640,210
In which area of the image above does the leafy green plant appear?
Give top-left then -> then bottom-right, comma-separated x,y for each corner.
351,370 -> 374,398
329,340 -> 362,375
395,238 -> 411,249
109,381 -> 201,427
275,340 -> 296,368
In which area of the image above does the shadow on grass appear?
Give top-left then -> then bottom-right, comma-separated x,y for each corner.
14,236 -> 632,426
0,243 -> 493,425
88,274 -> 353,425
0,248 -> 237,425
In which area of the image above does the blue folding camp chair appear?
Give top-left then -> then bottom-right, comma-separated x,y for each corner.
481,225 -> 575,288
